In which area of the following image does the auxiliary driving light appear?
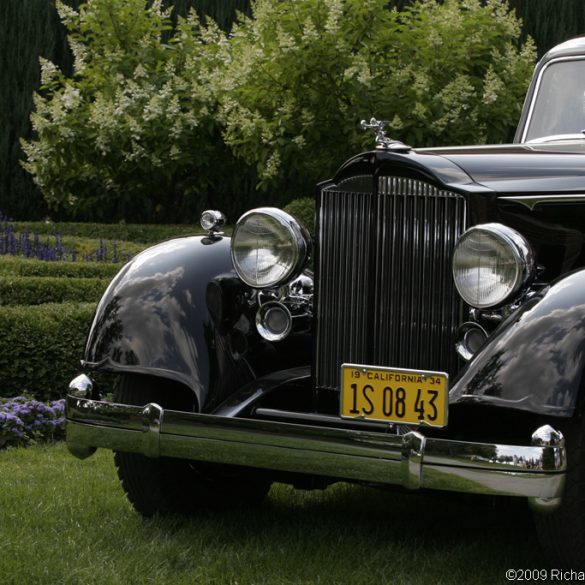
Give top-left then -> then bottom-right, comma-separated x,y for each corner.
455,322 -> 488,361
200,209 -> 226,233
256,301 -> 292,341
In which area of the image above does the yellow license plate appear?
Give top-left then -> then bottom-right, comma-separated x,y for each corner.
340,364 -> 448,427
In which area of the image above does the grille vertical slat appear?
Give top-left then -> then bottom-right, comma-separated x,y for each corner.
315,175 -> 467,391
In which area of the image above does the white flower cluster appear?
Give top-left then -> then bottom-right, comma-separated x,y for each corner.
22,0 -> 536,214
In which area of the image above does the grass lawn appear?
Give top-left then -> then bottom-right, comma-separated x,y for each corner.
0,443 -> 549,585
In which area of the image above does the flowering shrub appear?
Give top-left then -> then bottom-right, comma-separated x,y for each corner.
22,0 -> 536,216
220,0 -> 537,193
0,396 -> 65,449
22,0 -> 227,221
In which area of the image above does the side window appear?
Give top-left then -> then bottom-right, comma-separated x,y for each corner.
524,59 -> 585,142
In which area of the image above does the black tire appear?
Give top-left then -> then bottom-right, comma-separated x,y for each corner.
113,374 -> 271,517
534,416 -> 585,569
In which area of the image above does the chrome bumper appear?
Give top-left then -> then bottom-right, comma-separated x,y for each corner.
66,394 -> 567,513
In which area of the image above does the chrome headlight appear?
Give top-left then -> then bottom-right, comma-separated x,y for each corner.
231,208 -> 310,288
452,223 -> 534,309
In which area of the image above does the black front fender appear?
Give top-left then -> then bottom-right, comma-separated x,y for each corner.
451,270 -> 585,417
84,235 -> 253,411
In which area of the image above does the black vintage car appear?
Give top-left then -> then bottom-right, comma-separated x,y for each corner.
67,37 -> 585,566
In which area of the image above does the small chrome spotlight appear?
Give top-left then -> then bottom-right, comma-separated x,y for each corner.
455,322 -> 488,361
256,301 -> 292,341
68,374 -> 96,399
200,210 -> 226,235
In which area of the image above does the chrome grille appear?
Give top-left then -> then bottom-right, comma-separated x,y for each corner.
315,175 -> 467,390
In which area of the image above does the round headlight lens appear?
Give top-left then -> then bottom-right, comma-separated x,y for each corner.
231,208 -> 310,288
452,223 -> 534,309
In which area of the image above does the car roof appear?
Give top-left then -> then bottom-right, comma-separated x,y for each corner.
541,36 -> 585,63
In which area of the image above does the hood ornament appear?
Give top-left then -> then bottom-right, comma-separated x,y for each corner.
360,118 -> 411,152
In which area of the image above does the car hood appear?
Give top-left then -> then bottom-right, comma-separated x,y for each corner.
418,142 -> 585,193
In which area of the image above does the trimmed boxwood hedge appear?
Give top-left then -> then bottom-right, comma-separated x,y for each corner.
0,302 -> 96,400
0,276 -> 109,306
284,197 -> 315,239
11,221 -> 206,244
0,256 -> 122,278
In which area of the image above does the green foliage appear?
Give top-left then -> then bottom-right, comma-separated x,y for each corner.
21,0 -> 230,222
0,302 -> 96,400
169,0 -> 251,31
220,0 -> 536,193
1,0 -> 252,223
0,276 -> 108,306
0,256 -> 121,278
12,220 -> 204,243
22,0 -> 535,219
284,197 -> 315,238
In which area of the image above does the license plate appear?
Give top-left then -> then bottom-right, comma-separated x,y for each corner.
340,364 -> 448,427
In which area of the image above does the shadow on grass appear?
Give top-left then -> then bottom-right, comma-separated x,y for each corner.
131,482 -> 545,582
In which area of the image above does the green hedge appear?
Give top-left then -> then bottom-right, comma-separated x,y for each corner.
284,198 -> 315,239
12,221 -> 206,244
0,302 -> 96,400
0,256 -> 122,278
0,276 -> 109,306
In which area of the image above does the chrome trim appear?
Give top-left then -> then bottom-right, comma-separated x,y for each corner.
455,322 -> 488,362
500,195 -> 585,210
141,403 -> 163,458
254,407 -> 398,431
402,431 -> 425,490
532,424 -> 564,447
360,118 -> 411,152
526,133 -> 585,144
68,374 -> 95,399
66,394 -> 566,511
231,207 -> 310,289
200,209 -> 226,236
256,301 -> 293,341
521,56 -> 585,143
253,272 -> 313,337
453,223 -> 535,309
528,425 -> 565,511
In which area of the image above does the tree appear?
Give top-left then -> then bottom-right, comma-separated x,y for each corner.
21,0 -> 237,222
219,0 -> 536,195
22,0 -> 536,219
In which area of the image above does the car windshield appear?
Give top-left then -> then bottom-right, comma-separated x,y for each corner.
524,59 -> 585,142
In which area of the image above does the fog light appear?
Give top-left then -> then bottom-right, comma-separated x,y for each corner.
256,301 -> 292,341
455,322 -> 488,361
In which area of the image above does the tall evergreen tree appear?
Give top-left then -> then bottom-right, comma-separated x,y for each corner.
0,0 -> 78,219
510,0 -> 585,57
